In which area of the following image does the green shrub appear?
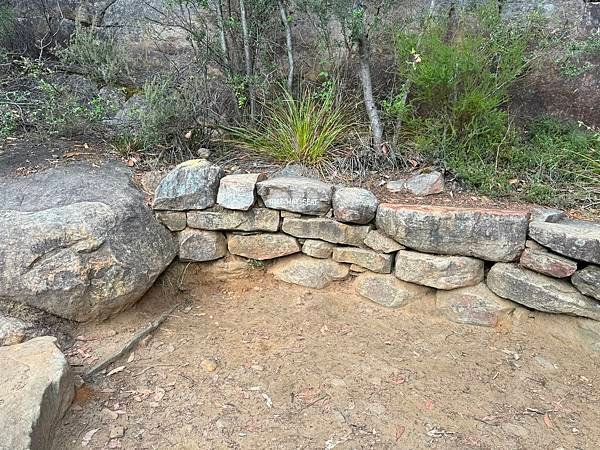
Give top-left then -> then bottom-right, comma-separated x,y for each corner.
57,28 -> 129,85
224,89 -> 351,164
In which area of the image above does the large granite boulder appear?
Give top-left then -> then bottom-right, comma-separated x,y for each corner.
376,204 -> 529,262
572,266 -> 600,301
256,177 -> 333,215
0,163 -> 176,322
487,263 -> 600,320
0,337 -> 73,450
395,250 -> 484,290
332,187 -> 378,224
153,159 -> 224,211
529,219 -> 600,264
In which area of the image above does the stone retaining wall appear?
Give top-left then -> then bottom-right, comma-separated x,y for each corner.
153,159 -> 600,328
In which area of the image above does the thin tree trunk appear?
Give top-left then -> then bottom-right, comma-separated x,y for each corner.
213,0 -> 230,69
239,0 -> 256,120
356,35 -> 385,154
278,0 -> 294,92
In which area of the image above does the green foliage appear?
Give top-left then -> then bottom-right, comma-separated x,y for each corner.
57,28 -> 129,85
556,31 -> 600,78
224,89 -> 351,164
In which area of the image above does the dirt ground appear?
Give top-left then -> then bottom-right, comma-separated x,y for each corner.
52,264 -> 600,450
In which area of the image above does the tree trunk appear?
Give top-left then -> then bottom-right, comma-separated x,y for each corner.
239,0 -> 256,120
213,0 -> 230,69
278,0 -> 294,92
356,35 -> 385,154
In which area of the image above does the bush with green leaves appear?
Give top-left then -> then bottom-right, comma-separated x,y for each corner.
224,89 -> 351,164
57,28 -> 129,85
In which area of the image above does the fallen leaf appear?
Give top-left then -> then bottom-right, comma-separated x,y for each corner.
544,414 -> 554,428
107,366 -> 125,376
127,352 -> 135,363
81,428 -> 99,447
395,425 -> 405,441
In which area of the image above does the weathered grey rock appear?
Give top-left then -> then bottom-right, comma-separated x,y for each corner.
155,211 -> 187,231
271,163 -> 319,178
187,207 -> 279,232
302,240 -> 335,259
436,283 -> 516,327
178,229 -> 227,261
112,93 -> 148,128
572,266 -> 600,301
387,171 -> 445,196
153,159 -> 224,211
530,207 -> 565,223
394,250 -> 484,290
98,86 -> 126,113
269,254 -> 349,288
332,247 -> 393,273
363,229 -> 404,253
189,255 -> 258,281
0,163 -> 176,322
0,315 -> 32,347
0,337 -> 73,450
487,263 -> 600,320
376,204 -> 529,262
228,233 -> 300,260
350,264 -> 367,273
217,173 -> 266,210
354,273 -> 433,308
282,217 -> 370,246
519,241 -> 578,278
332,187 -> 378,224
529,219 -> 600,264
256,177 -> 333,215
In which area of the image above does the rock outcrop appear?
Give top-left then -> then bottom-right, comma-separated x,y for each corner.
0,163 -> 176,321
0,337 -> 73,450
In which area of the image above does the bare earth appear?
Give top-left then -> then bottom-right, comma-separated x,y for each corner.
53,264 -> 600,450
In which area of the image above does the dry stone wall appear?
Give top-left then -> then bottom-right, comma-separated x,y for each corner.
153,159 -> 600,328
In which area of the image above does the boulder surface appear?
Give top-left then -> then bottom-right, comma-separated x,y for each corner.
376,204 -> 529,262
0,337 -> 73,450
487,263 -> 600,320
256,177 -> 333,215
0,163 -> 176,321
529,219 -> 600,264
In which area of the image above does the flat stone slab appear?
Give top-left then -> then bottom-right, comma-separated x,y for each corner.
519,241 -> 577,278
153,159 -> 224,211
0,315 -> 32,347
269,254 -> 349,288
178,229 -> 228,262
354,273 -> 433,308
228,233 -> 300,260
376,204 -> 529,262
282,217 -> 370,246
302,240 -> 335,259
0,337 -> 73,450
363,229 -> 404,253
155,211 -> 187,231
217,173 -> 266,210
387,171 -> 445,196
395,250 -> 484,290
332,247 -> 393,273
332,187 -> 378,224
572,266 -> 600,301
487,263 -> 600,320
436,283 -> 516,327
187,207 -> 279,232
529,219 -> 600,264
256,177 -> 333,215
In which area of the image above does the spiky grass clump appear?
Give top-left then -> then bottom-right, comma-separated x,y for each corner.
225,90 -> 350,164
